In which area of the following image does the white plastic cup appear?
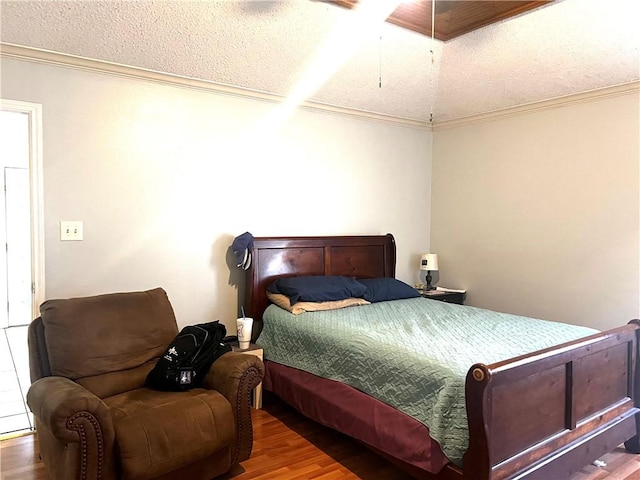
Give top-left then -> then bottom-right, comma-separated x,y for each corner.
236,317 -> 253,350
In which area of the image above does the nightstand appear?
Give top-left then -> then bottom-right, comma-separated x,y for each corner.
418,289 -> 466,305
231,343 -> 263,409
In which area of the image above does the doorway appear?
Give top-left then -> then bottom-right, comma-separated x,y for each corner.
0,100 -> 45,437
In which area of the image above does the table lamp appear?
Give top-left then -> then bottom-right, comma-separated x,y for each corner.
420,253 -> 439,291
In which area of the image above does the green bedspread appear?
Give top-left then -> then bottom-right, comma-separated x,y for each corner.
259,297 -> 598,466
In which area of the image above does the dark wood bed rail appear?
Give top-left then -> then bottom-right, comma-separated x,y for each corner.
465,323 -> 640,480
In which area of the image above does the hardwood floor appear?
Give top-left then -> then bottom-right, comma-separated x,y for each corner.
2,393 -> 640,480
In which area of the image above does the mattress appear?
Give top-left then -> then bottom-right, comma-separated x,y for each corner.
259,297 -> 598,466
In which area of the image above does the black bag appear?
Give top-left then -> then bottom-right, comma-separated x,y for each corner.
145,320 -> 232,391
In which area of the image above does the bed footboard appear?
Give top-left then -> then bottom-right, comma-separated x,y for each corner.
464,323 -> 640,480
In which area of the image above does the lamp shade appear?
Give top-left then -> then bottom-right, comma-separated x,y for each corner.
420,253 -> 438,271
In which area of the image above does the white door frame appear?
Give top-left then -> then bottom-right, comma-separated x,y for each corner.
1,99 -> 45,319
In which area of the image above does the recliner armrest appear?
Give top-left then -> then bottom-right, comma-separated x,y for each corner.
205,352 -> 264,400
27,376 -> 115,445
203,352 -> 264,464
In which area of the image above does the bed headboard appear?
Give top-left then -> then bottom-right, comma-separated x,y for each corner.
244,234 -> 396,342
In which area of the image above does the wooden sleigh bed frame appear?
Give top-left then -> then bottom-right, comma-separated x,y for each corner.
244,234 -> 640,479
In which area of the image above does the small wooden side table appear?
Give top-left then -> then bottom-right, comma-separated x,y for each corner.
418,289 -> 466,305
231,343 -> 263,409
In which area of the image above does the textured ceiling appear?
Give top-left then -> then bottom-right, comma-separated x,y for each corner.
1,0 -> 638,123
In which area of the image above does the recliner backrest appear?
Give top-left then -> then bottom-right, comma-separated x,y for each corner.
33,288 -> 179,398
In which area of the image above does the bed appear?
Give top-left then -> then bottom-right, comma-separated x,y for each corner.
243,234 -> 640,479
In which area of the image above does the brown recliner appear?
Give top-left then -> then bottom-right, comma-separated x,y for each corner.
26,287 -> 264,480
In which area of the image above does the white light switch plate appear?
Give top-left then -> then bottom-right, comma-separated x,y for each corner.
60,221 -> 83,241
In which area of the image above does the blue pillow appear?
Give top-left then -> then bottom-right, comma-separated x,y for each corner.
359,277 -> 421,303
267,276 -> 368,305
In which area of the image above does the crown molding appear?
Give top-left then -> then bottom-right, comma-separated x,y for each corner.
433,81 -> 640,131
4,43 -> 635,133
0,43 -> 432,131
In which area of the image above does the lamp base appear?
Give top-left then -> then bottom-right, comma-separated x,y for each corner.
425,271 -> 435,291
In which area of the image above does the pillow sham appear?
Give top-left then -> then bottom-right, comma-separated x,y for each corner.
359,277 -> 421,303
267,275 -> 368,305
267,292 -> 370,315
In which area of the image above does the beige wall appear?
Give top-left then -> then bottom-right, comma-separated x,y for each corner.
1,56 -> 433,332
431,89 -> 640,330
4,53 -> 637,334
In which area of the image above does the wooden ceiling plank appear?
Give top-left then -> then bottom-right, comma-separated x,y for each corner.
322,0 -> 553,41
